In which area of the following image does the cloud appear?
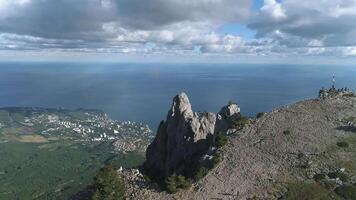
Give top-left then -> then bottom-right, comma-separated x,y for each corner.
1,0 -> 356,60
0,0 -> 251,39
249,0 -> 356,47
0,0 -> 257,57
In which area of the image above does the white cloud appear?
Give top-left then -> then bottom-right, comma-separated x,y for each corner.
1,0 -> 356,60
342,47 -> 356,56
261,0 -> 286,19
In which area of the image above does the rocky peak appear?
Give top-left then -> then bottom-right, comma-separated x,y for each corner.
144,93 -> 239,180
168,93 -> 193,118
218,103 -> 240,118
215,103 -> 241,133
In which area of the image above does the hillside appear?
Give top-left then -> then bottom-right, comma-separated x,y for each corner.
123,91 -> 356,200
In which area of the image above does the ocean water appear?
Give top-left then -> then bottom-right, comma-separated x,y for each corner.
0,62 -> 355,130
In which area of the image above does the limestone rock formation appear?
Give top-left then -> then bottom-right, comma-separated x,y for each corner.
144,93 -> 216,179
215,103 -> 241,133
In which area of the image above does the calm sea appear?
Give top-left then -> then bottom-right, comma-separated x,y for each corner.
0,62 -> 355,130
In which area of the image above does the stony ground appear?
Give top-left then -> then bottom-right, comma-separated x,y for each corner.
123,93 -> 356,200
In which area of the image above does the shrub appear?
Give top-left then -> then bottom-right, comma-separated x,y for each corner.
337,141 -> 349,148
92,165 -> 126,200
334,185 -> 356,199
212,154 -> 221,167
327,172 -> 338,179
321,180 -> 336,190
230,115 -> 248,130
215,132 -> 228,148
283,130 -> 291,135
328,171 -> 349,182
194,167 -> 209,181
256,112 -> 265,119
313,173 -> 325,182
165,174 -> 192,194
297,152 -> 305,159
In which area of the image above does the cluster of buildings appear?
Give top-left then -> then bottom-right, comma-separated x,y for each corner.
23,111 -> 153,148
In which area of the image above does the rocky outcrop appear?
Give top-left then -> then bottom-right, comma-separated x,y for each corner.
144,93 -> 215,178
215,103 -> 241,133
144,93 -> 240,179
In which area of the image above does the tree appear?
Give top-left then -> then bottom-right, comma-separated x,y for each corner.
215,131 -> 228,148
165,174 -> 192,194
92,165 -> 126,200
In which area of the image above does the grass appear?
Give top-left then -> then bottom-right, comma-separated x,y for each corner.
337,141 -> 349,148
283,182 -> 341,200
337,160 -> 356,175
344,116 -> 356,123
334,185 -> 356,199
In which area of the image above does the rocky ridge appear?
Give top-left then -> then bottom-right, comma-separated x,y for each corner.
122,90 -> 356,200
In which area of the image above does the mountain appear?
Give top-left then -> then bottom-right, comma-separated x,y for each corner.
122,89 -> 356,200
143,93 -> 240,181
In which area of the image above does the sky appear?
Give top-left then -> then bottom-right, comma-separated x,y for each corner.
1,0 -> 356,63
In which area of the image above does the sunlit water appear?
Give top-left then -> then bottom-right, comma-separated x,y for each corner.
1,62 -> 355,130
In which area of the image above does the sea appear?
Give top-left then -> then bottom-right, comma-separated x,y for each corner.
1,62 -> 355,130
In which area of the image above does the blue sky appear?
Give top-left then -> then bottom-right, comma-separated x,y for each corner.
1,0 -> 356,63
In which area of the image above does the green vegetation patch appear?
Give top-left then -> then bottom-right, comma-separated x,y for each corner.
212,154 -> 221,167
215,131 -> 228,148
229,115 -> 248,130
313,173 -> 326,182
92,165 -> 126,200
165,174 -> 192,194
337,141 -> 349,148
256,112 -> 265,119
328,171 -> 349,182
0,141 -> 144,200
345,116 -> 356,123
194,167 -> 209,181
0,110 -> 11,124
283,182 -> 341,200
337,160 -> 356,175
334,185 -> 356,199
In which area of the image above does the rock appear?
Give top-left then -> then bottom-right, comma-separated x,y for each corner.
144,93 -> 216,178
215,103 -> 241,133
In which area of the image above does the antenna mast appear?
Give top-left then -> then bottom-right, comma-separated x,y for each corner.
332,74 -> 335,89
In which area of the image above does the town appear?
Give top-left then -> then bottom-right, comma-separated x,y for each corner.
0,108 -> 154,153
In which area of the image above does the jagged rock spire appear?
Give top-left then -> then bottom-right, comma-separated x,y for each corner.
144,93 -> 240,179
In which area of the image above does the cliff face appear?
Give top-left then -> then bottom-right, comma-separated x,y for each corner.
144,93 -> 239,178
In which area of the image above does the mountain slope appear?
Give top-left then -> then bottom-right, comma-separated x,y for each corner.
124,92 -> 356,200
